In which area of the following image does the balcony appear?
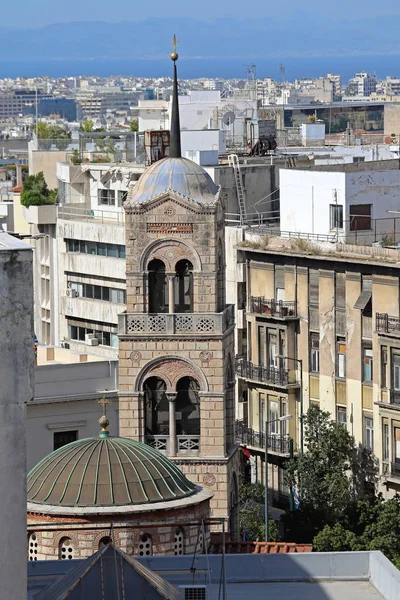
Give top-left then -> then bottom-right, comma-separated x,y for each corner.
249,297 -> 297,319
390,390 -> 400,405
235,355 -> 299,387
119,304 -> 235,336
144,434 -> 200,456
235,420 -> 291,454
376,313 -> 400,336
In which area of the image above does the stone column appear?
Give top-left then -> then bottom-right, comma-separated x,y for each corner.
168,275 -> 175,313
167,392 -> 177,456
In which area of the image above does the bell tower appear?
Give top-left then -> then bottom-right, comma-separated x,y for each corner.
118,40 -> 239,534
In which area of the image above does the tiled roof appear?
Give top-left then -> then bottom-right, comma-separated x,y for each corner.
209,541 -> 312,554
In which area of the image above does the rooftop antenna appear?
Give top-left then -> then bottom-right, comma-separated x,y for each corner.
169,34 -> 182,158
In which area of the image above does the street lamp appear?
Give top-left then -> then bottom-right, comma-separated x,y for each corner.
265,414 -> 292,542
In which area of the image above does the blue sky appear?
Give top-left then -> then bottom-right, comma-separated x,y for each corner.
4,1 -> 400,28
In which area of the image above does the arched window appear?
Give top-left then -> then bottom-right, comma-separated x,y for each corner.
174,260 -> 193,313
148,259 -> 168,313
216,240 -> 225,311
174,527 -> 185,555
139,534 -> 153,556
176,377 -> 200,436
59,537 -> 75,560
98,536 -> 112,548
144,377 -> 169,447
28,532 -> 38,561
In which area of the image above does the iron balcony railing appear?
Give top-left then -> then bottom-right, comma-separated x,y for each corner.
249,297 -> 297,318
235,354 -> 298,387
376,313 -> 400,335
235,420 -> 290,454
390,390 -> 400,405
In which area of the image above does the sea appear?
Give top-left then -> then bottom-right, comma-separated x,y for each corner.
2,55 -> 400,81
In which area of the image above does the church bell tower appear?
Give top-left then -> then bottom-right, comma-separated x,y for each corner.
118,38 -> 239,534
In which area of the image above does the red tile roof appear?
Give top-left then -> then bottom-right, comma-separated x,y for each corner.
12,184 -> 23,193
209,541 -> 312,554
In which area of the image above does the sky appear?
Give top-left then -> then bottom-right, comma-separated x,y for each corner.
4,0 -> 400,28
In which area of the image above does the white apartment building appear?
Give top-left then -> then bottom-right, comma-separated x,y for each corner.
29,345 -> 119,470
279,159 -> 400,242
348,72 -> 377,97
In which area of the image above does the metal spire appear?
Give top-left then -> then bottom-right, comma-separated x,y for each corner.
98,395 -> 112,438
169,34 -> 181,158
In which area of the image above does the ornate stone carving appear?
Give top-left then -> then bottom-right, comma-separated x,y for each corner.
199,351 -> 213,363
203,473 -> 216,487
130,351 -> 142,363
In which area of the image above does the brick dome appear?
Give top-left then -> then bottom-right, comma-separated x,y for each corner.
27,436 -> 196,508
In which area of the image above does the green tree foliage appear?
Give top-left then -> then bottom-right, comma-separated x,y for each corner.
239,481 -> 278,542
37,122 -> 71,140
130,119 -> 138,132
20,172 -> 57,207
283,406 -> 377,543
80,119 -> 94,132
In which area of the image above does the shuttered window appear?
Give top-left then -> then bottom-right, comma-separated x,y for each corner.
275,266 -> 285,301
335,273 -> 346,310
309,270 -> 319,306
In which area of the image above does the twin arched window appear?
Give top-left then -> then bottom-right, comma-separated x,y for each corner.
59,537 -> 75,560
139,534 -> 153,556
148,259 -> 193,313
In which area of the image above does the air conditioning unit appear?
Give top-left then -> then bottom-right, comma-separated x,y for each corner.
60,341 -> 70,349
179,586 -> 207,600
85,334 -> 99,346
66,289 -> 78,298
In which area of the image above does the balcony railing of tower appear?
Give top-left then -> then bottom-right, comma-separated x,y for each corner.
249,297 -> 297,319
119,304 -> 235,336
145,434 -> 200,456
235,355 -> 300,387
235,420 -> 291,454
58,205 -> 125,224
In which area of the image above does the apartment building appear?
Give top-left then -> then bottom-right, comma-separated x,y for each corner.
236,234 -> 400,498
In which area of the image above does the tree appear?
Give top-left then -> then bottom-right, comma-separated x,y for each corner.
80,119 -> 94,133
130,119 -> 138,132
239,481 -> 278,542
20,172 -> 57,207
283,406 -> 377,542
37,122 -> 70,140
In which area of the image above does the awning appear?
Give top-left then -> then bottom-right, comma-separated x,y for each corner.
354,290 -> 372,310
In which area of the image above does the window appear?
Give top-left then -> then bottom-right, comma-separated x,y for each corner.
363,347 -> 373,382
310,334 -> 320,373
54,430 -> 78,450
59,537 -> 75,560
68,320 -> 117,347
337,341 -> 346,378
337,406 -> 347,428
395,428 -> 400,463
393,354 -> 400,391
68,281 -> 125,304
349,204 -> 372,231
174,527 -> 185,555
258,326 -> 266,366
330,204 -> 343,230
65,239 -> 125,259
269,399 -> 279,434
98,189 -> 115,206
383,423 -> 389,460
138,534 -> 152,556
117,190 -> 128,206
353,156 -> 365,163
28,533 -> 38,561
364,416 -> 374,451
309,269 -> 319,331
381,347 -> 388,389
99,536 -> 112,548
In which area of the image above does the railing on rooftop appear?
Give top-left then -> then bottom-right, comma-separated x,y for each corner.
119,305 -> 235,336
249,297 -> 297,319
376,313 -> 400,336
235,354 -> 299,387
235,420 -> 291,454
58,205 -> 125,224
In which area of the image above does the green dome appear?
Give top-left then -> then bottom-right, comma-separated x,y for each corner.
27,437 -> 196,508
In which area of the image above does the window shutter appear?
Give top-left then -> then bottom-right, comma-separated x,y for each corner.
275,266 -> 285,291
309,269 -> 319,306
335,273 -> 346,309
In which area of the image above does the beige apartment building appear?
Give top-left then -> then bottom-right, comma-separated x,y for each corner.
236,236 -> 400,499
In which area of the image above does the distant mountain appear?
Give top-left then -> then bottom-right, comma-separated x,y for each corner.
2,16 -> 400,60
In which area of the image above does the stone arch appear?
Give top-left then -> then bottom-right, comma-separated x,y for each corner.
53,530 -> 79,554
140,238 -> 202,272
135,355 -> 208,393
92,530 -> 118,551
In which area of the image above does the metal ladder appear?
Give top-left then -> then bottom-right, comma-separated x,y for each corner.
228,154 -> 247,225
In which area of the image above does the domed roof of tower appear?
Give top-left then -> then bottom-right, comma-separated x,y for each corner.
27,434 -> 196,508
127,157 -> 219,205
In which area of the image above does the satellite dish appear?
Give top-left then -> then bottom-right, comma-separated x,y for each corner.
238,80 -> 246,89
223,111 -> 236,126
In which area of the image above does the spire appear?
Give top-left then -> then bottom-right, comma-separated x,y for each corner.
169,34 -> 181,158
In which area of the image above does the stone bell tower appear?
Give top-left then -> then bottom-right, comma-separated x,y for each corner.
118,39 -> 239,533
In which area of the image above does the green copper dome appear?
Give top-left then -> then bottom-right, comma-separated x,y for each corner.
27,437 -> 196,508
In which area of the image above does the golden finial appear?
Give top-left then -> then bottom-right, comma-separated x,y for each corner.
98,395 -> 112,437
170,34 -> 179,62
